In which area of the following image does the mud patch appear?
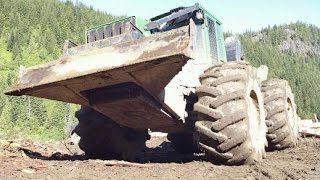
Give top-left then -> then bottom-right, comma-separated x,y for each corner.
0,137 -> 319,180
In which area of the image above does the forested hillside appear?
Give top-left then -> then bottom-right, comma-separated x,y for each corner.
240,22 -> 320,118
0,0 -> 121,139
0,0 -> 319,140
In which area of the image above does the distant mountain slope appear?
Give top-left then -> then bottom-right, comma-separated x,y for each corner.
240,22 -> 320,118
0,0 -> 318,140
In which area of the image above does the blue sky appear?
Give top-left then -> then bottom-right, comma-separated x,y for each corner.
75,0 -> 319,33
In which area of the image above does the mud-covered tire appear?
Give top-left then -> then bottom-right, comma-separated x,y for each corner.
194,62 -> 267,165
73,106 -> 150,160
261,79 -> 299,150
167,132 -> 198,153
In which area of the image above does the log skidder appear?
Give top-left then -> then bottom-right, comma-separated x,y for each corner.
261,79 -> 299,150
5,4 -> 300,166
194,62 -> 267,165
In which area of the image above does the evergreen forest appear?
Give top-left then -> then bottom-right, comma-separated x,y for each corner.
0,0 -> 319,140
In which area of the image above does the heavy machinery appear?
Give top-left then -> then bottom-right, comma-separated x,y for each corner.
5,4 -> 299,165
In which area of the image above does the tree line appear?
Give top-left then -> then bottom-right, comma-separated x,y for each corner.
240,22 -> 320,119
0,0 -> 121,139
0,0 -> 319,140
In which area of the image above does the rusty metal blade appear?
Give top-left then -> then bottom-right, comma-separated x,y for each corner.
5,26 -> 192,105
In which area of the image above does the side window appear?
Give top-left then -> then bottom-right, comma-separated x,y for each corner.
207,18 -> 218,63
216,22 -> 225,62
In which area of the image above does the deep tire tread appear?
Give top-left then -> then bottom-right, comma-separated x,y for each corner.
194,62 -> 266,165
264,93 -> 285,104
210,74 -> 246,87
196,86 -> 221,97
194,104 -> 222,120
211,110 -> 247,132
209,90 -> 245,108
262,79 -> 299,150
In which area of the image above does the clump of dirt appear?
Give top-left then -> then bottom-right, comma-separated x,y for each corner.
0,137 -> 319,180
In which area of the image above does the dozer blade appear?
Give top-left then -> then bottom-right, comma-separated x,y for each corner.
5,26 -> 192,103
5,25 -> 194,132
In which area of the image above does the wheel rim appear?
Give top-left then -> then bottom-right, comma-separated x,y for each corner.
247,90 -> 265,157
248,91 -> 259,143
287,98 -> 298,138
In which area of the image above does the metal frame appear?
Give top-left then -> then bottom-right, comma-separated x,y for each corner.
144,4 -> 200,31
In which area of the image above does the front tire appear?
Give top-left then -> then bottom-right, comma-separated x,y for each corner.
194,62 -> 267,165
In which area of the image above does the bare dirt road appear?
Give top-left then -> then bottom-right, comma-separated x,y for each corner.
0,136 -> 319,180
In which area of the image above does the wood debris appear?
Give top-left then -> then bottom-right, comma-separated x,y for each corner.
299,120 -> 320,138
21,168 -> 36,174
94,159 -> 152,168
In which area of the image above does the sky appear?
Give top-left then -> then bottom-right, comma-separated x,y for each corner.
74,0 -> 319,33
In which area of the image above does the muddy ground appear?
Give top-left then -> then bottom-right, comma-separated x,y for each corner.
0,136 -> 319,180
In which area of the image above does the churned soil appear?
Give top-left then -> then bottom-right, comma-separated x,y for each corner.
0,136 -> 319,180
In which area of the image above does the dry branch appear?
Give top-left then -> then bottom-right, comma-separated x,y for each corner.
94,160 -> 152,168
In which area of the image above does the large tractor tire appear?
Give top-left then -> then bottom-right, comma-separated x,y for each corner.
194,62 -> 267,165
73,106 -> 150,160
261,79 -> 299,150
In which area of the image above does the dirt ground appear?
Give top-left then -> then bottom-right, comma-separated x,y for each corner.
0,136 -> 319,180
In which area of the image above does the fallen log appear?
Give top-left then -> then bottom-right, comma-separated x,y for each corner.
298,120 -> 320,138
299,131 -> 320,138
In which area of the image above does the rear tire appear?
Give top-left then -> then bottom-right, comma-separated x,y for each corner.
261,79 -> 299,150
194,62 -> 267,165
73,106 -> 150,160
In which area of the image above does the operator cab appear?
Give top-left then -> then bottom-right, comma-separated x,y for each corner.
145,3 -> 227,64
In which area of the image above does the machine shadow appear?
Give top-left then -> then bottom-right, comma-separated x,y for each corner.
137,141 -> 204,163
20,141 -> 205,164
